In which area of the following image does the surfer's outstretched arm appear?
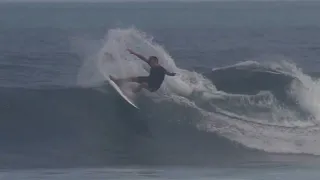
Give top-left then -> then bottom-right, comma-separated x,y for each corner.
127,49 -> 148,63
164,69 -> 176,76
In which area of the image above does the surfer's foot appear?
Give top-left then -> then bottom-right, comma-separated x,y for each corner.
109,75 -> 118,83
110,75 -> 126,85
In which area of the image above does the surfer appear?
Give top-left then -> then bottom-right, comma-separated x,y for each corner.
110,49 -> 176,92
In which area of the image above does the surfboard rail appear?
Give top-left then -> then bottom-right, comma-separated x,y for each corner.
107,76 -> 139,109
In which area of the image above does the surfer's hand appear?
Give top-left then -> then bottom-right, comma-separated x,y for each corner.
127,49 -> 134,54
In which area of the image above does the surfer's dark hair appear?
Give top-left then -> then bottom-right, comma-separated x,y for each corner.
149,56 -> 158,62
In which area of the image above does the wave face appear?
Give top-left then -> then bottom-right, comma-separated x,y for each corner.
1,28 -> 320,168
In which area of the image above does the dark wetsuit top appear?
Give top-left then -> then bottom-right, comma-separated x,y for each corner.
137,66 -> 167,91
148,66 -> 166,89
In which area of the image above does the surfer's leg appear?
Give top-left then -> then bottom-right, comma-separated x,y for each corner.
133,82 -> 148,93
113,76 -> 147,83
109,76 -> 135,85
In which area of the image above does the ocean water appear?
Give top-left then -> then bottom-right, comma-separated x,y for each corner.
1,1 -> 320,179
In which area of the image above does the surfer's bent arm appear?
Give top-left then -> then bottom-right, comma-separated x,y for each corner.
127,49 -> 148,63
164,69 -> 176,76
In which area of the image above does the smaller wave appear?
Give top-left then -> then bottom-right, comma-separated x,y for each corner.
201,60 -> 320,155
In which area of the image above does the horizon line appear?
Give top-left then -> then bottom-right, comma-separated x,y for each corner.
0,0 -> 315,3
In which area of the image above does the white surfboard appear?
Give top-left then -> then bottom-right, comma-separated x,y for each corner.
107,76 -> 139,109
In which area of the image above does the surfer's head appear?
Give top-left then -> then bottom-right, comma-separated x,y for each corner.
148,56 -> 159,67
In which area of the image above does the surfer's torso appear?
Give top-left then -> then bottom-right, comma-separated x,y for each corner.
148,66 -> 166,90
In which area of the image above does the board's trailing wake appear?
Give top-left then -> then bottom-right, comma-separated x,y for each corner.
73,28 -> 320,156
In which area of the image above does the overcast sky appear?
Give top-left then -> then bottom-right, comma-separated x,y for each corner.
0,0 -> 242,2
0,0 -> 209,1
0,0 -> 312,2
